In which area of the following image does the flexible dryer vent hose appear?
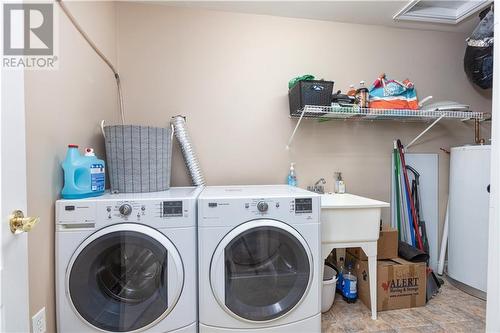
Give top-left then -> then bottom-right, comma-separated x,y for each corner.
171,116 -> 206,186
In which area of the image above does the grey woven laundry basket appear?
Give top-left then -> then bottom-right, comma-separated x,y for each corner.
104,125 -> 172,193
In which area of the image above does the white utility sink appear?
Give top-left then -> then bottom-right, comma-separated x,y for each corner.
321,193 -> 390,243
320,192 -> 389,320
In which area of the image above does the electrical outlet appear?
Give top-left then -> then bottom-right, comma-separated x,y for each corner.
32,307 -> 46,333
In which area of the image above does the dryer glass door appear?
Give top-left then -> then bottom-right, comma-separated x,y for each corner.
214,221 -> 312,322
67,224 -> 183,332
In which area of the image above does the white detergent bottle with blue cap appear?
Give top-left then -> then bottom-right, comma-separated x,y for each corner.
287,162 -> 297,186
61,145 -> 105,199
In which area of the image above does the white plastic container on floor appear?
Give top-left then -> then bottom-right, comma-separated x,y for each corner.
322,264 -> 338,313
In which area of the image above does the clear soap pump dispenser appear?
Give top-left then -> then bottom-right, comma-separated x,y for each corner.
334,172 -> 346,194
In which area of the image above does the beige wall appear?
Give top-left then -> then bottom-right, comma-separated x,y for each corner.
23,2 -> 492,332
116,3 -> 491,224
25,2 -> 119,332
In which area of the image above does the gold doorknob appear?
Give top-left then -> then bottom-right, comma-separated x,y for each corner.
9,210 -> 39,234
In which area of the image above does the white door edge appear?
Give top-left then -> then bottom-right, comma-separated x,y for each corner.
1,35 -> 30,332
486,4 -> 500,332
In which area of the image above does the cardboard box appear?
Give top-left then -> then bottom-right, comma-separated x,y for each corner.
347,252 -> 426,311
347,225 -> 398,260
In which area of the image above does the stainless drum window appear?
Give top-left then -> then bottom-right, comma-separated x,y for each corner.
224,226 -> 310,321
68,230 -> 168,332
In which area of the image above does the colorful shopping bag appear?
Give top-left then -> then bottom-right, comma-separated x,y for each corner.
369,75 -> 418,110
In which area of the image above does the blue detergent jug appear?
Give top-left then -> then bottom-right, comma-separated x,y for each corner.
61,145 -> 105,199
342,263 -> 358,303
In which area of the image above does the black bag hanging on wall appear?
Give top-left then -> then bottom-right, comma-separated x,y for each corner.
464,7 -> 494,89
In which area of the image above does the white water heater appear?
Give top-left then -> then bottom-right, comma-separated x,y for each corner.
448,145 -> 490,298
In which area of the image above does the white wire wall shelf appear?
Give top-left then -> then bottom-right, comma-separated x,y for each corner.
286,105 -> 490,150
290,105 -> 488,122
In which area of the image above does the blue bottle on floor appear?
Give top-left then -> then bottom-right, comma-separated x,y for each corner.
61,145 -> 105,199
342,263 -> 358,303
336,257 -> 345,292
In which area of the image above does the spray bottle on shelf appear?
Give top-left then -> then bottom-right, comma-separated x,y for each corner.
287,162 -> 297,186
342,263 -> 358,303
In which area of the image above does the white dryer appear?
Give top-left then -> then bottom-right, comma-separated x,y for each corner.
198,185 -> 321,333
55,187 -> 202,333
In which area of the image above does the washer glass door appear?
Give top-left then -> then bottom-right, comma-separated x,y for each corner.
68,224 -> 183,332
213,221 -> 311,322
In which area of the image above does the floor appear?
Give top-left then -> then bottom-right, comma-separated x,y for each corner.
321,280 -> 486,332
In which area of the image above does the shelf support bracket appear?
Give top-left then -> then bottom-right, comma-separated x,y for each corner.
286,108 -> 306,150
406,114 -> 445,150
475,118 -> 486,144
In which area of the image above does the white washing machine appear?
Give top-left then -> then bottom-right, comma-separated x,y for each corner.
198,185 -> 321,333
55,187 -> 202,333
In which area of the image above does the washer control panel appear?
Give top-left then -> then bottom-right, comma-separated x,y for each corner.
257,201 -> 269,212
162,201 -> 183,217
118,203 -> 133,216
294,198 -> 313,214
104,200 -> 186,221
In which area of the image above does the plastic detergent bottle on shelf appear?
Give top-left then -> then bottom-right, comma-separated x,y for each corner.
61,145 -> 105,199
287,162 -> 297,186
342,263 -> 358,303
356,81 -> 369,108
347,84 -> 357,97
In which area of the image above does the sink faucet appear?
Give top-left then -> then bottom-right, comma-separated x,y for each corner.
315,178 -> 326,186
308,178 -> 326,194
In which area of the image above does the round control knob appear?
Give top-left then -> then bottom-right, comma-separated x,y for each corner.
119,204 -> 132,216
257,201 -> 269,213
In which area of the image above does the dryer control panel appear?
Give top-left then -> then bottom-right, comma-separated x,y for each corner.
201,195 -> 320,226
237,198 -> 314,215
